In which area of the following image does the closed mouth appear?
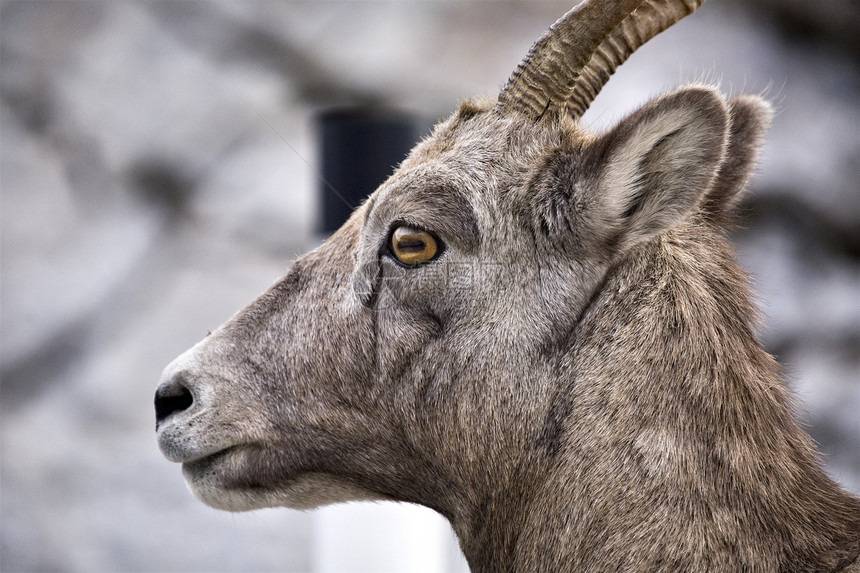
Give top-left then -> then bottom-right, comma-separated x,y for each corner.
182,446 -> 238,473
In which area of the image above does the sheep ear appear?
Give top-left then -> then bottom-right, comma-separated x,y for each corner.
585,86 -> 730,250
703,95 -> 773,216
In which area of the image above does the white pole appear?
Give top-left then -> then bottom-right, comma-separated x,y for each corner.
311,501 -> 466,573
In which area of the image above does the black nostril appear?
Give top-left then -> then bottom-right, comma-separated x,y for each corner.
155,381 -> 194,429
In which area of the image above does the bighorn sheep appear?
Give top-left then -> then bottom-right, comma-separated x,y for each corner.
155,0 -> 860,570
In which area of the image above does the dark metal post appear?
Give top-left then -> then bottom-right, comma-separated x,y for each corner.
318,109 -> 426,235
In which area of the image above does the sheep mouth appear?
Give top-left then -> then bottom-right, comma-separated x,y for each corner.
181,446 -> 239,474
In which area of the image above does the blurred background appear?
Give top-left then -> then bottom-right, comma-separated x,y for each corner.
1,1 -> 857,571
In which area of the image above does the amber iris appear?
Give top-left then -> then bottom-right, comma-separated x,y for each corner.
390,226 -> 438,266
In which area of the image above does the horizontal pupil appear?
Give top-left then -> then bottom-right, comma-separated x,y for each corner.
390,226 -> 437,266
396,239 -> 426,252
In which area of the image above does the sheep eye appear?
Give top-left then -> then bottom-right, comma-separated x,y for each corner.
390,226 -> 439,267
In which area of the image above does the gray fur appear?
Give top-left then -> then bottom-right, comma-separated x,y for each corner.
155,7 -> 860,572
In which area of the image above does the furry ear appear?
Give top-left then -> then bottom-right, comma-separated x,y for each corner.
583,86 -> 730,251
703,95 -> 773,216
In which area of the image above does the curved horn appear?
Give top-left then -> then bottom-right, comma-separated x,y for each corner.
567,0 -> 706,119
497,0 -> 645,118
497,0 -> 707,120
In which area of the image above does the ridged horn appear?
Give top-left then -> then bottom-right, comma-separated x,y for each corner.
496,0 -> 707,120
497,0 -> 645,118
567,0 -> 706,119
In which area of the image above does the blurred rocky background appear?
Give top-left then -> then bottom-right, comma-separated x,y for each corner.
1,1 -> 857,571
